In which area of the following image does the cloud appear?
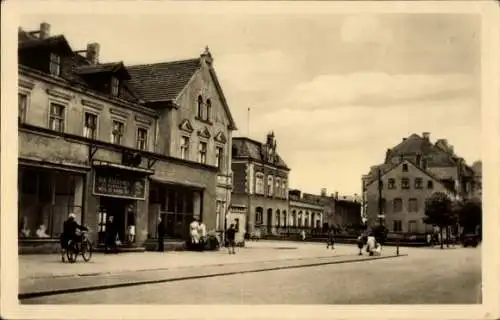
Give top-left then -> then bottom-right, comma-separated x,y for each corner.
264,72 -> 476,111
340,15 -> 394,45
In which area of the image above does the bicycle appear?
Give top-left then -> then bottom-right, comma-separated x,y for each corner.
66,230 -> 93,263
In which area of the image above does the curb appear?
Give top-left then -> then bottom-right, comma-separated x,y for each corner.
19,254 -> 407,300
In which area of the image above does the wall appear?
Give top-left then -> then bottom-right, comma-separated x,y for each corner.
231,162 -> 247,194
19,74 -> 158,152
365,160 -> 451,233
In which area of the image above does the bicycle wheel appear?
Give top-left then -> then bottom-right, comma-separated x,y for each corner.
66,241 -> 78,263
81,240 -> 92,262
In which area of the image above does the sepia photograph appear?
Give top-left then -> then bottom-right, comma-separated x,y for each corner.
1,1 -> 499,319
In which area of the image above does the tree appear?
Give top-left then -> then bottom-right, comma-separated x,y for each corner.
456,198 -> 482,236
423,192 -> 456,249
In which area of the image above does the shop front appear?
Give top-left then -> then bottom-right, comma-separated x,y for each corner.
18,162 -> 87,253
91,161 -> 153,247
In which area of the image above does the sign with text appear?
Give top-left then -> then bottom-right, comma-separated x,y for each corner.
93,171 -> 146,200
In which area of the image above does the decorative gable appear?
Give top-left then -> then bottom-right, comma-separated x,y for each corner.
214,131 -> 227,144
179,119 -> 194,133
197,126 -> 211,139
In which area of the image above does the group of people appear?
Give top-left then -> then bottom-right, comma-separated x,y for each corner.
356,232 -> 382,256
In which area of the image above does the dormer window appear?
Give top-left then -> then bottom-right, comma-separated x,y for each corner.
111,77 -> 120,97
49,53 -> 61,76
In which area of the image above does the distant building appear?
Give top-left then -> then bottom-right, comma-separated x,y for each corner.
288,190 -> 324,229
471,160 -> 482,199
362,132 -> 477,234
231,132 -> 290,235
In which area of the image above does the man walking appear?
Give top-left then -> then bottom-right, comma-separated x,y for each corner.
226,223 -> 237,254
326,229 -> 335,250
157,216 -> 165,252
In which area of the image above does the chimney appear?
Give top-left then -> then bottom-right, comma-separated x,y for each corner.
334,191 -> 339,200
320,188 -> 327,197
422,132 -> 430,140
86,43 -> 100,65
39,22 -> 51,39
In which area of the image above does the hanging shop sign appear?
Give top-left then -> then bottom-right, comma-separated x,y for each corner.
93,170 -> 146,200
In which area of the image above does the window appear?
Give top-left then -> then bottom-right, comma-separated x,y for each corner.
83,112 -> 98,139
409,198 -> 418,212
282,180 -> 287,198
111,120 -> 124,145
401,178 -> 410,190
18,93 -> 28,123
255,207 -> 263,225
275,178 -> 281,198
180,136 -> 190,160
393,220 -> 403,232
49,53 -> 61,76
197,95 -> 203,119
408,220 -> 417,233
267,175 -> 274,197
427,180 -> 434,189
215,146 -> 224,169
136,128 -> 148,151
198,142 -> 207,164
49,102 -> 65,132
402,163 -> 408,172
393,198 -> 403,213
388,178 -> 396,189
275,212 -> 280,227
234,218 -> 240,231
111,77 -> 120,96
415,178 -> 423,189
206,99 -> 211,121
255,173 -> 264,194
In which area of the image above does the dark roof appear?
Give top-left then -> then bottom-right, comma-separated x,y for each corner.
18,34 -> 73,55
126,59 -> 201,102
387,133 -> 457,167
75,62 -> 131,80
232,137 -> 289,170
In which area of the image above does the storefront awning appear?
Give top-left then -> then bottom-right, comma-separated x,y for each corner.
92,160 -> 154,175
149,176 -> 205,190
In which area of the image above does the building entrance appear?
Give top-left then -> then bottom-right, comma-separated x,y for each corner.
99,196 -> 134,243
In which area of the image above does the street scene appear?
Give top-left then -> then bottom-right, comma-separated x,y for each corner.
11,5 -> 485,311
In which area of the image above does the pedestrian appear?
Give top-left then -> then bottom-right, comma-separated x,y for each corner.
356,234 -> 364,255
157,216 -> 165,252
326,229 -> 335,250
226,223 -> 237,254
366,233 -> 376,256
189,218 -> 200,248
301,229 -> 306,241
198,220 -> 207,251
105,216 -> 117,254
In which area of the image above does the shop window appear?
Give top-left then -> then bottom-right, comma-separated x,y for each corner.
175,190 -> 185,213
185,191 -> 194,214
167,190 -> 176,212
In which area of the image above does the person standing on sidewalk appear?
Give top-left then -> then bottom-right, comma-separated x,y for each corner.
326,229 -> 335,250
105,216 -> 117,254
226,223 -> 236,254
157,217 -> 165,252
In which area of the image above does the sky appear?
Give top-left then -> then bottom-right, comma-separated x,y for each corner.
19,12 -> 482,196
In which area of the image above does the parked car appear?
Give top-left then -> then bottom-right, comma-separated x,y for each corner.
461,233 -> 480,248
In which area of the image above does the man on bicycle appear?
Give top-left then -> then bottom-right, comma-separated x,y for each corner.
60,213 -> 88,262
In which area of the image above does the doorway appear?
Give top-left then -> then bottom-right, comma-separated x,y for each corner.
99,196 -> 133,243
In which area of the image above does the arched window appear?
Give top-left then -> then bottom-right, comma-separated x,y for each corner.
197,96 -> 203,119
282,210 -> 287,227
291,210 -> 296,227
275,210 -> 280,227
206,99 -> 211,122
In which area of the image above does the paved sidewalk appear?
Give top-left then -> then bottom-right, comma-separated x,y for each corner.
20,241 -> 366,280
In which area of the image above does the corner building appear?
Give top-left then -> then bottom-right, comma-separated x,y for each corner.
17,23 -> 236,252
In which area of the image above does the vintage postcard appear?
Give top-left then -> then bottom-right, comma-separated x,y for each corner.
1,1 -> 498,319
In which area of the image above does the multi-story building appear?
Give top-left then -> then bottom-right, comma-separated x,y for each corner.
362,132 -> 476,234
471,160 -> 482,199
17,22 -> 236,252
288,190 -> 324,229
231,132 -> 290,236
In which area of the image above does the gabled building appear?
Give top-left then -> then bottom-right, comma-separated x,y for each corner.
362,132 -> 477,234
231,132 -> 290,236
17,22 -> 236,252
